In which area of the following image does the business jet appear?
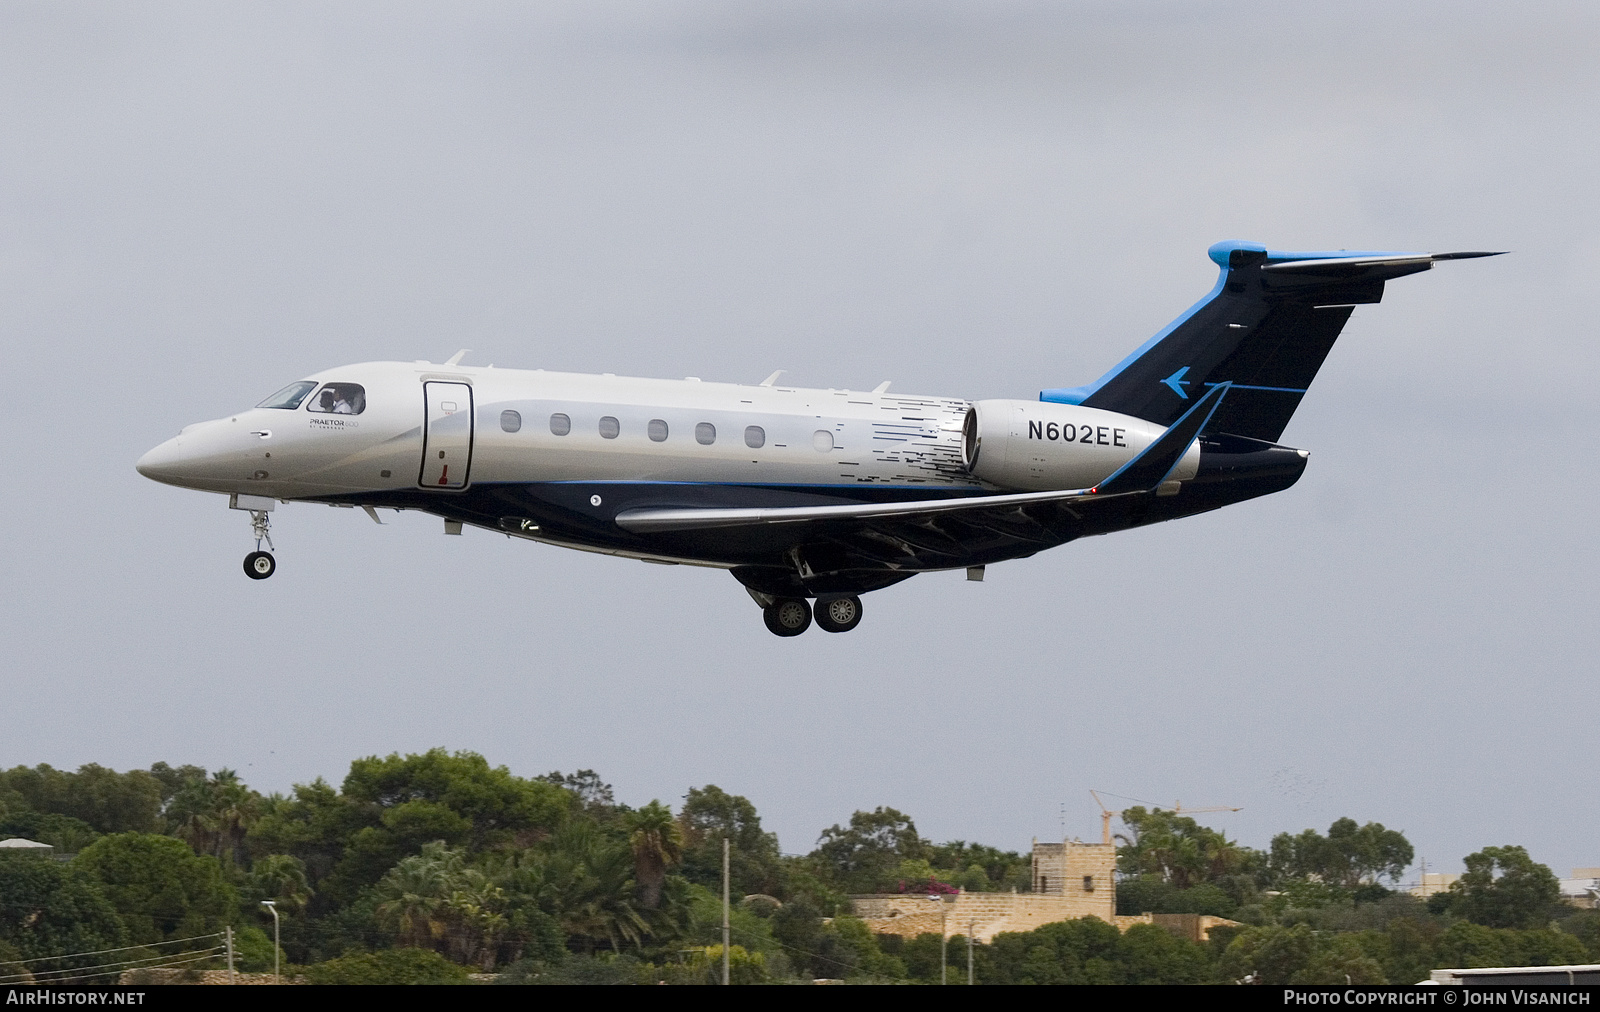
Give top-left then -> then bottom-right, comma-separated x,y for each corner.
137,240 -> 1498,636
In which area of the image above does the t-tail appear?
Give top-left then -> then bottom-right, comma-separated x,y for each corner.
1041,240 -> 1505,442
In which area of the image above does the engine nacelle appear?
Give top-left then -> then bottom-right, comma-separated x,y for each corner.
962,399 -> 1200,492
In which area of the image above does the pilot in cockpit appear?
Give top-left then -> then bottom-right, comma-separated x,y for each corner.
316,388 -> 339,413
331,389 -> 356,414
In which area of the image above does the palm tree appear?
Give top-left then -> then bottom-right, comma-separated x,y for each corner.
532,821 -> 650,951
374,842 -> 464,949
248,854 -> 313,915
625,801 -> 682,910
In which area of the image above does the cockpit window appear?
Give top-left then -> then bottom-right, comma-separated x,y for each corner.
307,383 -> 366,415
257,381 -> 318,410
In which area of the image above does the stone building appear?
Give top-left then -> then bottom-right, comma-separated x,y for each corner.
851,837 -> 1147,943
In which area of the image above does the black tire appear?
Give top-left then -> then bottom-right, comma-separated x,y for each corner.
814,595 -> 863,633
244,551 -> 276,580
762,598 -> 812,637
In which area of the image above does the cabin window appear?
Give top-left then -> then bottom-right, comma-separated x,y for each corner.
599,416 -> 620,439
648,419 -> 668,442
500,410 -> 521,433
306,383 -> 366,415
549,413 -> 571,436
813,430 -> 834,452
257,381 -> 317,410
744,425 -> 765,449
1083,876 -> 1094,892
695,422 -> 716,445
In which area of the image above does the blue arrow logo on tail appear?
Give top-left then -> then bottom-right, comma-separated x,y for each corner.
1162,367 -> 1191,399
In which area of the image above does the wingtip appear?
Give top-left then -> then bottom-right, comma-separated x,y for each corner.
1433,251 -> 1510,260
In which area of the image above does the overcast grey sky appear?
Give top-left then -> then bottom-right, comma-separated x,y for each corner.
2,1 -> 1595,877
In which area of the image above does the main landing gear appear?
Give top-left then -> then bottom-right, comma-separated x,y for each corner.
243,509 -> 276,580
760,595 -> 863,637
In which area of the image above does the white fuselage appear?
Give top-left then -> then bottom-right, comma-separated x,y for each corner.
138,361 -> 1005,500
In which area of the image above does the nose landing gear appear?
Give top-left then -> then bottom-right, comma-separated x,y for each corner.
244,509 -> 276,580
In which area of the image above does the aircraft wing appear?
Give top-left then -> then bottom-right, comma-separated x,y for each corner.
614,382 -> 1231,535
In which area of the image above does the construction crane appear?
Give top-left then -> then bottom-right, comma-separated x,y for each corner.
1089,790 -> 1242,846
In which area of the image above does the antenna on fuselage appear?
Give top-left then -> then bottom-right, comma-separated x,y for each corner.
873,380 -> 892,393
445,349 -> 470,366
759,370 -> 784,387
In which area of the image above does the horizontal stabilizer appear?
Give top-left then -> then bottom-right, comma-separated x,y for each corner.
1091,381 -> 1230,495
1045,241 -> 1507,443
1262,250 -> 1507,276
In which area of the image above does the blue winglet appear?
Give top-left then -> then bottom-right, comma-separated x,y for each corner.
1091,382 -> 1231,496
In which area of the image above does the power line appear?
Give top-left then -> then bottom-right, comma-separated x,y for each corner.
0,932 -> 224,964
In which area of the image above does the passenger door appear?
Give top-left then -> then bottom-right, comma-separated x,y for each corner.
419,381 -> 474,489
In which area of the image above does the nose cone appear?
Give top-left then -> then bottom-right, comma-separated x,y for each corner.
137,436 -> 186,480
136,435 -> 190,485
136,417 -> 266,492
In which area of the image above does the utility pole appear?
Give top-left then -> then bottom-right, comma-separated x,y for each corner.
967,920 -> 975,985
931,894 -> 948,984
224,925 -> 235,985
722,838 -> 730,986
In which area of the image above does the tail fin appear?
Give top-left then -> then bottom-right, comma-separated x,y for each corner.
1041,241 -> 1504,442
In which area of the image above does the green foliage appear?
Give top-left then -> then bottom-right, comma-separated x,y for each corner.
986,916 -> 1126,984
72,833 -> 237,943
0,812 -> 100,854
1559,911 -> 1600,961
812,807 -> 927,894
1117,807 -> 1248,889
1269,818 -> 1414,890
1118,923 -> 1211,984
165,769 -> 262,866
678,785 -> 782,897
303,946 -> 471,984
1432,921 -> 1588,969
245,853 -> 313,914
343,748 -> 570,851
497,952 -> 642,985
1432,846 -> 1562,929
625,800 -> 682,910
1116,878 -> 1237,917
0,852 -> 128,971
644,944 -> 772,985
926,840 -> 1031,893
231,924 -> 283,973
0,764 -> 163,835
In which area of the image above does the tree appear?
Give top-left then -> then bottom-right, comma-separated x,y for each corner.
813,808 -> 926,893
342,749 -> 570,852
72,833 -> 237,944
0,812 -> 100,854
1269,818 -> 1414,890
0,764 -> 163,834
625,801 -> 682,910
0,852 -> 127,972
304,947 -> 470,984
246,854 -> 313,915
677,785 -> 781,896
539,770 -> 616,818
1433,846 -> 1562,929
1118,807 -> 1247,889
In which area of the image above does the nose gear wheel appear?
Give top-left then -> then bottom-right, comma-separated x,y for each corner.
245,509 -> 276,579
762,598 -> 812,637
